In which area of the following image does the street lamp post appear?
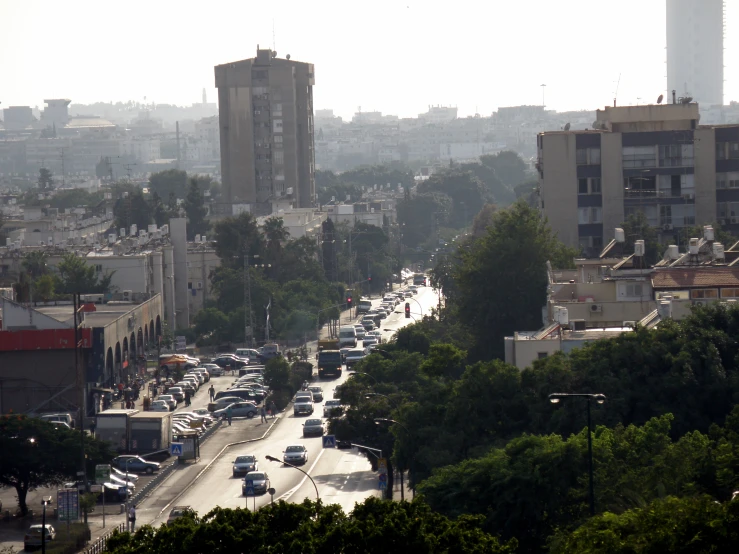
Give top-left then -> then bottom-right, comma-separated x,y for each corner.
265,455 -> 320,517
124,459 -> 135,531
41,496 -> 52,554
375,418 -> 415,499
548,393 -> 606,516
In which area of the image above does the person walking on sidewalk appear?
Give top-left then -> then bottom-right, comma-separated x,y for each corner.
226,405 -> 233,426
269,400 -> 277,419
128,505 -> 137,532
260,404 -> 268,423
184,390 -> 191,407
208,384 -> 215,402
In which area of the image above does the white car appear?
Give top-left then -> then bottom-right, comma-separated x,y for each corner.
283,444 -> 308,465
323,400 -> 343,418
158,394 -> 177,409
150,400 -> 170,412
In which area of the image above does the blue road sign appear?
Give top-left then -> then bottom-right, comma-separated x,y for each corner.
378,473 -> 388,483
322,435 -> 336,448
244,479 -> 255,496
170,442 -> 183,456
378,480 -> 387,490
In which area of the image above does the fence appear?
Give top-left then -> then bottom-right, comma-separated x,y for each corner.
82,522 -> 125,554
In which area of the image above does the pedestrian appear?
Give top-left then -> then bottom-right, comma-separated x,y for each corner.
128,504 -> 137,532
208,385 -> 215,402
226,405 -> 233,426
260,404 -> 268,423
184,389 -> 191,407
269,400 -> 277,419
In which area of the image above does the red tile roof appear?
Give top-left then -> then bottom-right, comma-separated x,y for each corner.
652,267 -> 739,289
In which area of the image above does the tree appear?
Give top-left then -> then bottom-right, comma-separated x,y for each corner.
452,201 -> 572,360
33,274 -> 56,302
22,251 -> 50,279
418,169 -> 491,228
212,212 -> 264,268
150,191 -> 169,227
148,169 -> 187,200
49,189 -> 103,209
0,415 -> 114,516
471,203 -> 498,237
480,151 -> 528,188
55,253 -> 113,294
192,308 -> 229,345
397,192 -> 452,248
620,211 -> 661,265
113,190 -> 152,231
38,168 -> 54,190
183,178 -> 210,240
460,161 -> 516,206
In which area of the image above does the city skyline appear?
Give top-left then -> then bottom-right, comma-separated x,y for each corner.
1,0 -> 738,120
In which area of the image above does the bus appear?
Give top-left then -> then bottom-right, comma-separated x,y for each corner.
357,298 -> 373,313
413,274 -> 426,286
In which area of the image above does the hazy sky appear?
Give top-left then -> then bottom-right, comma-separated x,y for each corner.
1,0 -> 737,119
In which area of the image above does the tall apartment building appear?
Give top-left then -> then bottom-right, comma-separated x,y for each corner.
537,101 -> 739,257
215,48 -> 316,209
666,0 -> 724,106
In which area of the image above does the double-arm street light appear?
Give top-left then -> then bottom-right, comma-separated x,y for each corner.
265,455 -> 320,516
375,417 -> 416,499
549,393 -> 606,516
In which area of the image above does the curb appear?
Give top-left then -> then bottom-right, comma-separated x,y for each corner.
155,413 -> 284,518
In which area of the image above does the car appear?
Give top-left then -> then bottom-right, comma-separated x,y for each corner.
293,398 -> 314,416
344,348 -> 367,368
283,444 -> 308,465
107,474 -> 136,491
354,325 -> 366,340
209,396 -> 244,411
361,318 -> 376,331
367,330 -> 382,340
221,388 -> 260,402
179,411 -> 214,425
202,362 -> 223,375
376,310 -> 388,320
185,372 -> 205,385
213,402 -> 258,419
242,471 -> 270,495
150,400 -> 170,412
166,506 -> 193,525
409,285 -> 418,294
167,387 -> 185,402
40,413 -> 74,428
172,421 -> 192,434
339,347 -> 351,361
192,408 -> 214,419
157,394 -> 177,409
323,399 -> 343,418
308,386 -> 323,402
404,290 -> 413,298
212,355 -> 248,369
175,382 -> 196,396
50,421 -> 72,430
363,336 -> 378,347
395,292 -> 405,300
302,418 -> 325,437
111,455 -> 160,474
232,454 -> 258,476
181,376 -> 200,390
173,414 -> 206,429
110,466 -> 139,482
295,390 -> 313,401
24,524 -> 56,551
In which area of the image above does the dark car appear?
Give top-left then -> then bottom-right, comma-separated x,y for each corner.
212,355 -> 248,369
111,455 -> 160,475
308,386 -> 324,402
302,418 -> 325,437
218,388 -> 260,403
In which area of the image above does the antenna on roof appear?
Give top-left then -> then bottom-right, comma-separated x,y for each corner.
564,122 -> 571,131
657,94 -> 664,104
613,72 -> 621,107
272,19 -> 276,53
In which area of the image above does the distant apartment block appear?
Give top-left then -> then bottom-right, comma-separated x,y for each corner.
667,0 -> 724,106
215,48 -> 316,208
537,101 -> 739,257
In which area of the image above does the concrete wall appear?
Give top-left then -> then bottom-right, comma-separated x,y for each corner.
601,133 -> 625,243
169,219 -> 189,330
540,133 -> 578,247
694,127 -> 717,224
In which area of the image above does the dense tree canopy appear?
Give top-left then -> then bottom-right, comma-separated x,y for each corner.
148,169 -> 188,199
183,178 -> 210,240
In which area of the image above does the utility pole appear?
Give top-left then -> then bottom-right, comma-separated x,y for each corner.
73,294 -> 88,502
243,253 -> 255,347
59,147 -> 68,187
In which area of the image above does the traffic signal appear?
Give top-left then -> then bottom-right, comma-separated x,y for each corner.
405,302 -> 411,318
347,297 -> 353,309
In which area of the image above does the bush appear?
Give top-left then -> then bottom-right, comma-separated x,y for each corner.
46,523 -> 89,554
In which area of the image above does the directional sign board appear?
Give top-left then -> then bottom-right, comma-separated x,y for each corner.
244,479 -> 255,496
377,458 -> 387,474
57,489 -> 79,521
170,442 -> 184,456
95,464 -> 111,484
322,435 -> 336,448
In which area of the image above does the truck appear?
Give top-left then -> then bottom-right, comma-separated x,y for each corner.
95,409 -> 139,452
317,350 -> 343,379
129,411 -> 172,454
317,338 -> 339,352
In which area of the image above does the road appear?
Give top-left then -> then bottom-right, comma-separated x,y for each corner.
149,284 -> 438,522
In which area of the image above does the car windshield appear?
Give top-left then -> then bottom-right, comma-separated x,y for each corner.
235,456 -> 255,463
286,445 -> 305,452
348,349 -> 364,356
247,473 -> 266,480
305,419 -> 322,425
309,387 -> 322,393
339,330 -> 355,338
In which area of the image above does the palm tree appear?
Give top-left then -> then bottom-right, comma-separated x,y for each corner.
262,217 -> 290,280
22,251 -> 49,278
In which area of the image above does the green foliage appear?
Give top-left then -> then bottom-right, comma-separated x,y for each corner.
55,252 -> 114,294
550,496 -> 739,554
104,497 -> 515,554
480,151 -> 528,188
150,191 -> 169,227
418,169 -> 491,228
183,178 -> 210,240
49,189 -> 104,209
38,167 -> 54,190
113,189 -> 152,231
0,415 -> 114,516
459,160 -> 516,206
397,192 -> 452,249
148,169 -> 188,199
470,203 -> 498,237
22,251 -> 50,278
620,211 -> 661,265
33,273 -> 56,301
192,308 -> 229,345
212,212 -> 262,267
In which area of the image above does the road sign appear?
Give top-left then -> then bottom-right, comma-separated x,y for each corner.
244,479 -> 255,496
377,458 -> 387,474
95,464 -> 111,484
90,485 -> 103,493
57,489 -> 79,521
170,442 -> 184,456
378,479 -> 387,490
378,473 -> 388,483
322,435 -> 337,448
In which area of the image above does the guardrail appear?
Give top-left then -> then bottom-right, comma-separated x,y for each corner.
83,523 -> 125,554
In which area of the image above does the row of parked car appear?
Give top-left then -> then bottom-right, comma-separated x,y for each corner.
207,371 -> 269,419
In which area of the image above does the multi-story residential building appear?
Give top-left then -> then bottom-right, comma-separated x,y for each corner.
120,137 -> 161,163
215,47 -> 316,209
667,0 -> 724,106
194,116 -> 220,164
537,101 -> 739,257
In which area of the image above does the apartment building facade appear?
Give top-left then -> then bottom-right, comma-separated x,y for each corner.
537,102 -> 739,257
215,48 -> 316,209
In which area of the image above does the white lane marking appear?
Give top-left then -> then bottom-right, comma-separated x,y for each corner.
276,448 -> 326,502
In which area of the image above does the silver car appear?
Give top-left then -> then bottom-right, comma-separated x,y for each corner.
302,418 -> 325,437
232,455 -> 258,477
242,471 -> 270,495
283,445 -> 308,465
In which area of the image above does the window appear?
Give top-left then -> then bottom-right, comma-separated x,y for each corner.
658,144 -> 693,167
590,178 -> 601,194
625,283 -> 643,297
537,352 -> 549,360
274,135 -> 283,145
578,178 -> 601,194
273,150 -> 284,164
660,205 -> 672,225
576,148 -> 600,165
578,178 -> 588,194
94,264 -> 103,272
729,172 -> 739,188
691,289 -> 718,299
578,207 -> 602,224
273,119 -> 283,133
717,173 -> 727,189
731,142 -> 739,159
721,288 -> 739,298
717,142 -> 727,160
273,103 -> 282,116
623,146 -> 656,168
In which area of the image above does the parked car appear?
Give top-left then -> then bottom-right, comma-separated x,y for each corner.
111,455 -> 160,474
232,455 -> 258,477
220,388 -> 260,403
185,372 -> 204,385
39,413 -> 74,428
166,506 -> 193,525
283,444 -> 308,465
242,471 -> 270,495
110,466 -> 139,482
167,387 -> 185,402
24,524 -> 56,551
213,402 -> 258,419
212,355 -> 248,369
150,400 -> 170,412
308,386 -> 324,402
178,411 -> 214,425
202,363 -> 223,376
208,396 -> 244,412
302,418 -> 325,437
158,394 -> 177,410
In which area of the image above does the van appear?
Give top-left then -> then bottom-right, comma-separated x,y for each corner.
235,348 -> 260,361
40,413 -> 75,428
338,326 -> 357,348
260,344 -> 281,361
357,299 -> 372,313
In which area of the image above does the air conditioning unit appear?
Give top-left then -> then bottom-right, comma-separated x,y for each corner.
589,303 -> 603,313
196,281 -> 203,289
122,290 -> 132,301
662,224 -> 673,231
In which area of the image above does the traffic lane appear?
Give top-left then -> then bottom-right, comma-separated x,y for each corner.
282,446 -> 380,514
